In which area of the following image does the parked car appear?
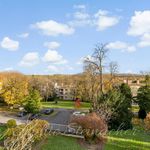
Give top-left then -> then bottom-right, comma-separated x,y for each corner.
28,114 -> 40,120
17,111 -> 27,117
13,104 -> 20,109
72,111 -> 86,116
43,108 -> 54,115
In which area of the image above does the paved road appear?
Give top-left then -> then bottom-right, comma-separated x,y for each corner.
41,109 -> 74,132
43,108 -> 74,125
0,108 -> 74,125
0,111 -> 26,124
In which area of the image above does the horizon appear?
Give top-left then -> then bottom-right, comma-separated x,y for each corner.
0,70 -> 145,76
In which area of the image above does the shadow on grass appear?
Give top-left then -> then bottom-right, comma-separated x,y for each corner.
34,135 -> 86,150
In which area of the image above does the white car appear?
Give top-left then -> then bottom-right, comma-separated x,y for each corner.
72,111 -> 86,116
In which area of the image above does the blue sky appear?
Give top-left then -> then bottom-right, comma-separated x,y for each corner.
0,0 -> 150,74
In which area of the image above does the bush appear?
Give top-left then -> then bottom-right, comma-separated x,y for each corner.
144,112 -> 150,131
138,108 -> 147,120
6,119 -> 17,128
4,119 -> 49,150
131,118 -> 144,130
70,112 -> 107,144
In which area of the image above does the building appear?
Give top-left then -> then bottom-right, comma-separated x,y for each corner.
54,83 -> 74,100
53,74 -> 145,100
115,74 -> 145,96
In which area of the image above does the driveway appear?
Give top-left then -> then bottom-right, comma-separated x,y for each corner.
0,111 -> 26,124
41,108 -> 74,125
0,108 -> 74,125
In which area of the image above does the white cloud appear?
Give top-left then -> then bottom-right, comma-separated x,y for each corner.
69,9 -> 119,30
94,9 -> 119,31
107,41 -> 136,52
18,33 -> 29,38
94,10 -> 109,16
19,52 -> 39,67
127,11 -> 150,36
69,4 -> 91,27
46,65 -> 73,74
69,12 -> 91,27
3,67 -> 14,71
32,20 -> 74,36
138,33 -> 150,47
0,37 -> 19,51
77,57 -> 84,65
73,4 -> 86,10
42,50 -> 67,64
44,41 -> 60,49
46,65 -> 59,72
74,11 -> 90,20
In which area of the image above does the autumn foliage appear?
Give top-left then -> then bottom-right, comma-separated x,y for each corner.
4,119 -> 49,150
144,112 -> 150,131
70,112 -> 108,144
0,72 -> 28,105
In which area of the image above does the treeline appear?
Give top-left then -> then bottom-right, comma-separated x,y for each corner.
0,72 -> 122,104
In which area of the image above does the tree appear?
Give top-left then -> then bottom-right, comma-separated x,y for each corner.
73,73 -> 95,102
145,75 -> 150,86
108,83 -> 133,130
144,112 -> 150,131
83,43 -> 118,112
96,88 -> 123,122
136,74 -> 150,119
137,85 -> 150,116
29,76 -> 55,101
0,72 -> 28,105
24,88 -> 41,113
84,44 -> 109,94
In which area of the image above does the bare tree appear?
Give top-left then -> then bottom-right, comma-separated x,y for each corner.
83,44 -> 120,121
29,76 -> 55,101
84,43 -> 109,93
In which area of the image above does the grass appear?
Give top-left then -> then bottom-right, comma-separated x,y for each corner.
36,127 -> 150,150
42,101 -> 139,112
105,129 -> 150,150
0,125 -> 6,150
0,122 -> 149,150
39,136 -> 85,150
37,128 -> 150,150
0,126 -> 6,141
42,100 -> 91,109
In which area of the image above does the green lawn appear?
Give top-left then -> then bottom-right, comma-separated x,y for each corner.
0,125 -> 6,150
42,101 -> 139,112
39,136 -> 85,150
0,126 -> 6,141
105,129 -> 150,150
42,101 -> 91,109
0,123 -> 150,150
38,129 -> 150,150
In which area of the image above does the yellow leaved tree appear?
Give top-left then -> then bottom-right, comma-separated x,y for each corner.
1,72 -> 28,105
